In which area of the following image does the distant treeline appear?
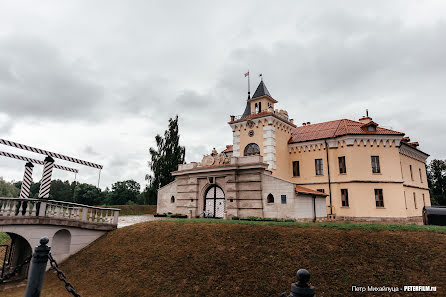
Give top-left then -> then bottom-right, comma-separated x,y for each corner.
0,177 -> 155,206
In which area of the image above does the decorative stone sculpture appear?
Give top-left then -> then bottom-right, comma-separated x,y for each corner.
201,148 -> 231,166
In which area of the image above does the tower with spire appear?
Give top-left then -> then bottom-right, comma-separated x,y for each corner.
229,79 -> 296,175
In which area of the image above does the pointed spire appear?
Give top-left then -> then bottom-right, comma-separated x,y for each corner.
252,80 -> 271,99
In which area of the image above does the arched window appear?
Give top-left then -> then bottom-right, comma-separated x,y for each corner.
255,103 -> 258,113
244,143 -> 260,156
258,102 -> 262,113
267,193 -> 274,203
171,196 -> 175,203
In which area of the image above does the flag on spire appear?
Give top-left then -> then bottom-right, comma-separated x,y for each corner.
244,71 -> 249,77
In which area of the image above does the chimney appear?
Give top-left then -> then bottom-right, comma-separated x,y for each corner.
359,109 -> 372,124
306,122 -> 310,125
359,116 -> 372,124
230,115 -> 235,122
302,123 -> 306,126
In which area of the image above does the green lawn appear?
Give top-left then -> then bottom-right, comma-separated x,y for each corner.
0,232 -> 10,245
165,218 -> 446,233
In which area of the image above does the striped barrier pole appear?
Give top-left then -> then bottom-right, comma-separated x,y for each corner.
38,156 -> 54,199
0,138 -> 103,169
0,150 -> 79,173
19,162 -> 34,199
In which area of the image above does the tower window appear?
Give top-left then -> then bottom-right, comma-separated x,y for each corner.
419,168 -> 423,183
244,143 -> 260,156
292,161 -> 300,177
338,156 -> 346,174
315,159 -> 323,176
341,189 -> 349,207
258,102 -> 262,113
413,192 -> 417,209
375,189 -> 384,207
410,165 -> 414,181
267,193 -> 274,203
171,196 -> 175,203
371,156 -> 380,173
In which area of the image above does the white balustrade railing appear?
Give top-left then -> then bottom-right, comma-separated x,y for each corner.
0,197 -> 120,225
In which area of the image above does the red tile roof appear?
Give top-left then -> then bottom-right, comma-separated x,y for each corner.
222,145 -> 233,153
289,119 -> 404,144
295,185 -> 328,196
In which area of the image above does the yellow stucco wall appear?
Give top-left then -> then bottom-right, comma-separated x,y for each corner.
235,121 -> 266,157
231,107 -> 429,220
400,153 -> 431,217
249,97 -> 275,113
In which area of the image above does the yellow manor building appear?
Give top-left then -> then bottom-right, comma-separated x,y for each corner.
158,80 -> 431,223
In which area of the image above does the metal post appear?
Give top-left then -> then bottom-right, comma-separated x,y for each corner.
281,269 -> 315,297
38,156 -> 54,199
24,237 -> 51,297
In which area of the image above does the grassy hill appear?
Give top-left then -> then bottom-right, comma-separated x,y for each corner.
3,221 -> 445,297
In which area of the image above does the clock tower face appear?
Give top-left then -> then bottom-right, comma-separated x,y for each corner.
247,120 -> 255,128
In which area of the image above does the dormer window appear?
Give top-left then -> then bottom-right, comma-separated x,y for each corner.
362,121 -> 378,132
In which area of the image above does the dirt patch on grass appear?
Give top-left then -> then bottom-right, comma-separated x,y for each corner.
4,221 -> 445,297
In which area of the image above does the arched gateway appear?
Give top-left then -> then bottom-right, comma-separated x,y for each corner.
204,185 -> 225,218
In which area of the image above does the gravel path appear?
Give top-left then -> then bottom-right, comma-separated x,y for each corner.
118,214 -> 166,228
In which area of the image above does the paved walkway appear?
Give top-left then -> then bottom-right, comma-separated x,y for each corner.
117,214 -> 166,228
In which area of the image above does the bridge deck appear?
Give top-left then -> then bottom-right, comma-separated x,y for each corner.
0,197 -> 120,231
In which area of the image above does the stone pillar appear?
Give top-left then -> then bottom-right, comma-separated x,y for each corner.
20,162 -> 34,199
38,156 -> 54,199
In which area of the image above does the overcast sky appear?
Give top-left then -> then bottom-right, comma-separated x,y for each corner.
1,0 -> 445,190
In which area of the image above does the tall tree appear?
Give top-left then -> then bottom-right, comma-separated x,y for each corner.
427,159 -> 446,206
145,115 -> 185,204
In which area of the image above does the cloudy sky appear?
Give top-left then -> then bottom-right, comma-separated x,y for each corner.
1,0 -> 445,190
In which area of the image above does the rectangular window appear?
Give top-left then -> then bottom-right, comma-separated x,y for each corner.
341,189 -> 349,207
404,191 -> 407,209
375,189 -> 384,207
281,195 -> 287,204
371,156 -> 380,173
338,156 -> 346,174
422,193 -> 425,206
413,192 -> 417,209
315,159 -> 323,176
316,189 -> 325,193
419,168 -> 423,183
410,165 -> 414,181
292,161 -> 300,177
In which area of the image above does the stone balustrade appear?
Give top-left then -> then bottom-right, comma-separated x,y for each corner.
0,197 -> 120,227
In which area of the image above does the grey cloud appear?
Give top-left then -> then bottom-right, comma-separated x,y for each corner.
84,146 -> 99,156
0,36 -> 105,121
1,1 -> 445,188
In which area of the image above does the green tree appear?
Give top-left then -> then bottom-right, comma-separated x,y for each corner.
427,159 -> 446,206
110,180 -> 141,205
73,183 -> 102,206
145,115 -> 185,204
29,182 -> 40,198
49,180 -> 74,202
0,177 -> 20,197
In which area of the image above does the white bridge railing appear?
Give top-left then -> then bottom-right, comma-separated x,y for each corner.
0,197 -> 120,225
